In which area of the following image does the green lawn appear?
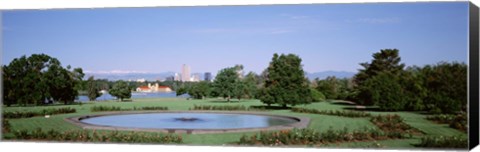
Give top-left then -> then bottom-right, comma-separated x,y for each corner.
1,98 -> 467,148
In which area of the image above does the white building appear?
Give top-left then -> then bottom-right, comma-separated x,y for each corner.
136,83 -> 172,92
191,73 -> 201,82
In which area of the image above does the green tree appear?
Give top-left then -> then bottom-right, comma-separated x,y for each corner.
2,54 -> 83,106
45,64 -> 75,104
336,78 -> 355,100
361,72 -> 406,111
260,53 -> 312,107
233,80 -> 247,100
188,81 -> 211,99
421,62 -> 467,114
87,76 -> 102,101
109,80 -> 132,101
176,87 -> 188,96
354,49 -> 405,105
316,76 -> 339,99
400,66 -> 427,111
212,66 -> 240,102
310,88 -> 326,102
243,72 -> 259,99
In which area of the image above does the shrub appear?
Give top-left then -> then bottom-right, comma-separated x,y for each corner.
41,107 -> 76,115
90,106 -> 124,112
134,106 -> 169,111
310,88 -> 326,102
3,107 -> 76,119
449,113 -> 467,132
12,128 -> 183,144
2,119 -> 11,133
291,107 -> 371,118
3,111 -> 37,119
190,105 -> 247,111
417,135 -> 467,148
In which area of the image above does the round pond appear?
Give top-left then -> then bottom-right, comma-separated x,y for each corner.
79,112 -> 300,130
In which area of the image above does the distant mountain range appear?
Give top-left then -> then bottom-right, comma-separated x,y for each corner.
305,71 -> 356,80
85,71 -> 356,81
84,72 -> 176,81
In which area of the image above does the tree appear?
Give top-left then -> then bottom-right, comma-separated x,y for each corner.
354,49 -> 405,105
243,72 -> 259,99
336,78 -> 355,100
188,81 -> 211,99
176,87 -> 188,96
355,49 -> 405,85
421,62 -> 467,114
361,72 -> 406,111
400,66 -> 427,111
259,53 -> 312,107
87,76 -> 102,101
316,76 -> 339,99
2,54 -> 83,106
233,80 -> 247,100
212,66 -> 240,102
45,65 -> 75,104
109,80 -> 132,101
310,88 -> 326,102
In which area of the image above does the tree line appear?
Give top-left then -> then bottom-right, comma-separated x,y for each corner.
176,49 -> 466,114
314,49 -> 466,114
3,50 -> 467,115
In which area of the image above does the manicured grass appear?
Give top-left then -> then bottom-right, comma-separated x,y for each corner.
2,98 -> 467,148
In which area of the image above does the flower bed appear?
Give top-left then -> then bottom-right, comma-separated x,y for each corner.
10,128 -> 182,144
91,106 -> 169,112
426,114 -> 456,123
417,135 -> 467,148
190,105 -> 248,111
134,106 -> 169,111
2,119 -> 11,133
291,107 -> 371,118
238,127 -> 398,146
426,113 -> 467,132
370,114 -> 422,137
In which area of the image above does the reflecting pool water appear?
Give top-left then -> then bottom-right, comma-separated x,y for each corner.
80,113 -> 298,130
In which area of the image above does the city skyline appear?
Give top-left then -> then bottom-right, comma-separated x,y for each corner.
2,2 -> 469,75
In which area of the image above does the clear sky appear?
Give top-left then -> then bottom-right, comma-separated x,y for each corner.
2,2 -> 469,75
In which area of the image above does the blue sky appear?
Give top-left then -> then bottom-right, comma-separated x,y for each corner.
2,2 -> 469,75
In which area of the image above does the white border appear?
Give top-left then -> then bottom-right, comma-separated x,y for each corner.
0,0 -> 478,152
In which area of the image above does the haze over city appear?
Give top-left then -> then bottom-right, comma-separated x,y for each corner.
2,2 -> 468,77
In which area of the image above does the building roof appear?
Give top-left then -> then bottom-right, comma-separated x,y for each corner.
157,86 -> 170,89
138,86 -> 150,90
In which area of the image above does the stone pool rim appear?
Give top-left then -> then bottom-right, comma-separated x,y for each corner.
65,111 -> 310,134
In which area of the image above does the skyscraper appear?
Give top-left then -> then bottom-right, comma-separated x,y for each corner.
181,64 -> 191,82
204,72 -> 212,82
